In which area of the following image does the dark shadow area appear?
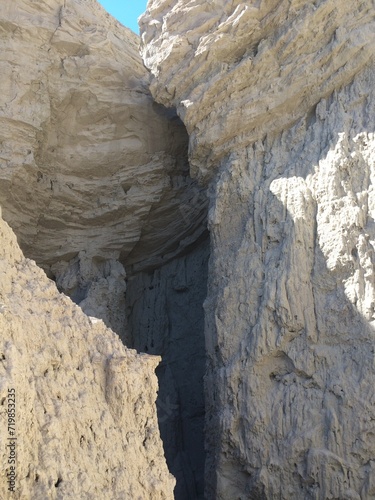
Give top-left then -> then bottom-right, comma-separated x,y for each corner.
126,235 -> 209,499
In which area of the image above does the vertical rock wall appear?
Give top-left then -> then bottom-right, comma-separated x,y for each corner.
203,65 -> 375,499
126,237 -> 209,499
141,1 -> 375,498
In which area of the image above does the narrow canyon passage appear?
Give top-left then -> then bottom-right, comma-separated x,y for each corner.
1,0 -> 375,498
126,235 -> 210,500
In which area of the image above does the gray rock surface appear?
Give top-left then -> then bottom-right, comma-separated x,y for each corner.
51,253 -> 129,342
126,237 -> 209,499
141,1 -> 375,498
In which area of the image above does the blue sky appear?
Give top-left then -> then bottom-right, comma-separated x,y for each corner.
97,1 -> 148,34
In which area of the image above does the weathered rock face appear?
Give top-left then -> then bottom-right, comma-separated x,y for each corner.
201,69 -> 375,499
141,0 -> 374,183
0,215 -> 175,499
0,0 -> 207,337
4,0 -> 375,498
141,1 -> 375,498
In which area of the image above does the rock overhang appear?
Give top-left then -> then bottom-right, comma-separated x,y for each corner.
140,0 -> 375,183
0,0 -> 208,274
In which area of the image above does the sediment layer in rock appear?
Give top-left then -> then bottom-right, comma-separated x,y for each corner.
141,0 -> 375,183
0,0 -> 207,273
0,0 -> 207,339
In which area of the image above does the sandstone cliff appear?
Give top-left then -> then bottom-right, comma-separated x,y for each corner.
3,0 -> 375,498
141,1 -> 375,498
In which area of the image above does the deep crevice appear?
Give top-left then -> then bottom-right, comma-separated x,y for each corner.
126,235 -> 209,500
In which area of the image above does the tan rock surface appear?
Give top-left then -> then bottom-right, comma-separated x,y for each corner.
1,2 -> 212,498
0,0 -> 207,273
0,215 -> 175,499
141,0 -> 375,183
141,1 -> 375,498
0,0 -> 207,338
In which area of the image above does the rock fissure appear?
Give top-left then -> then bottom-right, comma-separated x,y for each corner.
141,1 -> 375,499
126,236 -> 209,500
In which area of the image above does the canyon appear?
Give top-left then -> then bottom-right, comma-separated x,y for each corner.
1,0 -> 375,499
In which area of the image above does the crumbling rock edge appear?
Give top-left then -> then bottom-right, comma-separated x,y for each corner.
0,215 -> 175,499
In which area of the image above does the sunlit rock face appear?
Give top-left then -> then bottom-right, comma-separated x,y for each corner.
141,0 -> 374,183
141,1 -> 375,498
0,215 -> 175,499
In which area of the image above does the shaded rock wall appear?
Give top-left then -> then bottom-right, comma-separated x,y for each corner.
0,0 -> 210,498
0,215 -> 175,499
126,236 -> 209,499
0,0 -> 207,338
141,1 -> 375,498
51,254 -> 128,342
